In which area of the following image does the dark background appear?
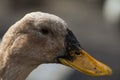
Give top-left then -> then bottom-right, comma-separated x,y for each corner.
0,0 -> 120,80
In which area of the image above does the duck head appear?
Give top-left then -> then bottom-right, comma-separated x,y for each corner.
0,12 -> 112,77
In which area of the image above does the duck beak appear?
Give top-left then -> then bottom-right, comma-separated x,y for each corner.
58,29 -> 112,76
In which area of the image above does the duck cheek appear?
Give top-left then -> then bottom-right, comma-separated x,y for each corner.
41,40 -> 64,62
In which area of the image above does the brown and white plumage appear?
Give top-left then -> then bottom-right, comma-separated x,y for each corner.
0,12 -> 112,80
0,12 -> 68,80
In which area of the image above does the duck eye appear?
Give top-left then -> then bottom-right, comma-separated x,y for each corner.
40,28 -> 49,35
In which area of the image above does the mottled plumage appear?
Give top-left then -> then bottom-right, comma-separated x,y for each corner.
0,12 -> 68,80
0,12 -> 112,80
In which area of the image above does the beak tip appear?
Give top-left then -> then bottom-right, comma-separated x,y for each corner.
107,67 -> 112,76
98,65 -> 112,76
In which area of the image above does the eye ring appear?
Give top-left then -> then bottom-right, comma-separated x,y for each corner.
40,28 -> 49,35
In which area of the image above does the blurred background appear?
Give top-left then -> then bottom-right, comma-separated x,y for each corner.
0,0 -> 120,80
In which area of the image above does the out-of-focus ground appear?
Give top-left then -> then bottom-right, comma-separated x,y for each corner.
0,0 -> 120,80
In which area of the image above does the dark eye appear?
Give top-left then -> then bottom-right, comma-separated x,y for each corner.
40,28 -> 49,35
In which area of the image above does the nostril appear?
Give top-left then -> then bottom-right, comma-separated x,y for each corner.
75,52 -> 80,55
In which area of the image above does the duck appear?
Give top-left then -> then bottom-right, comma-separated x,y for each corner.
0,12 -> 112,80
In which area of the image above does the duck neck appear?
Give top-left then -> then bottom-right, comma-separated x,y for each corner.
0,55 -> 37,80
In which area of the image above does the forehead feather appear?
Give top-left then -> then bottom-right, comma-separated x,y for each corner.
23,12 -> 67,28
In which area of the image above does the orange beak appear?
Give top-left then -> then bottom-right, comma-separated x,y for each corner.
59,49 -> 112,76
59,29 -> 112,76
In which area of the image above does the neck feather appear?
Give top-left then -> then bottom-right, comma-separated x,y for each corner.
0,54 -> 37,80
